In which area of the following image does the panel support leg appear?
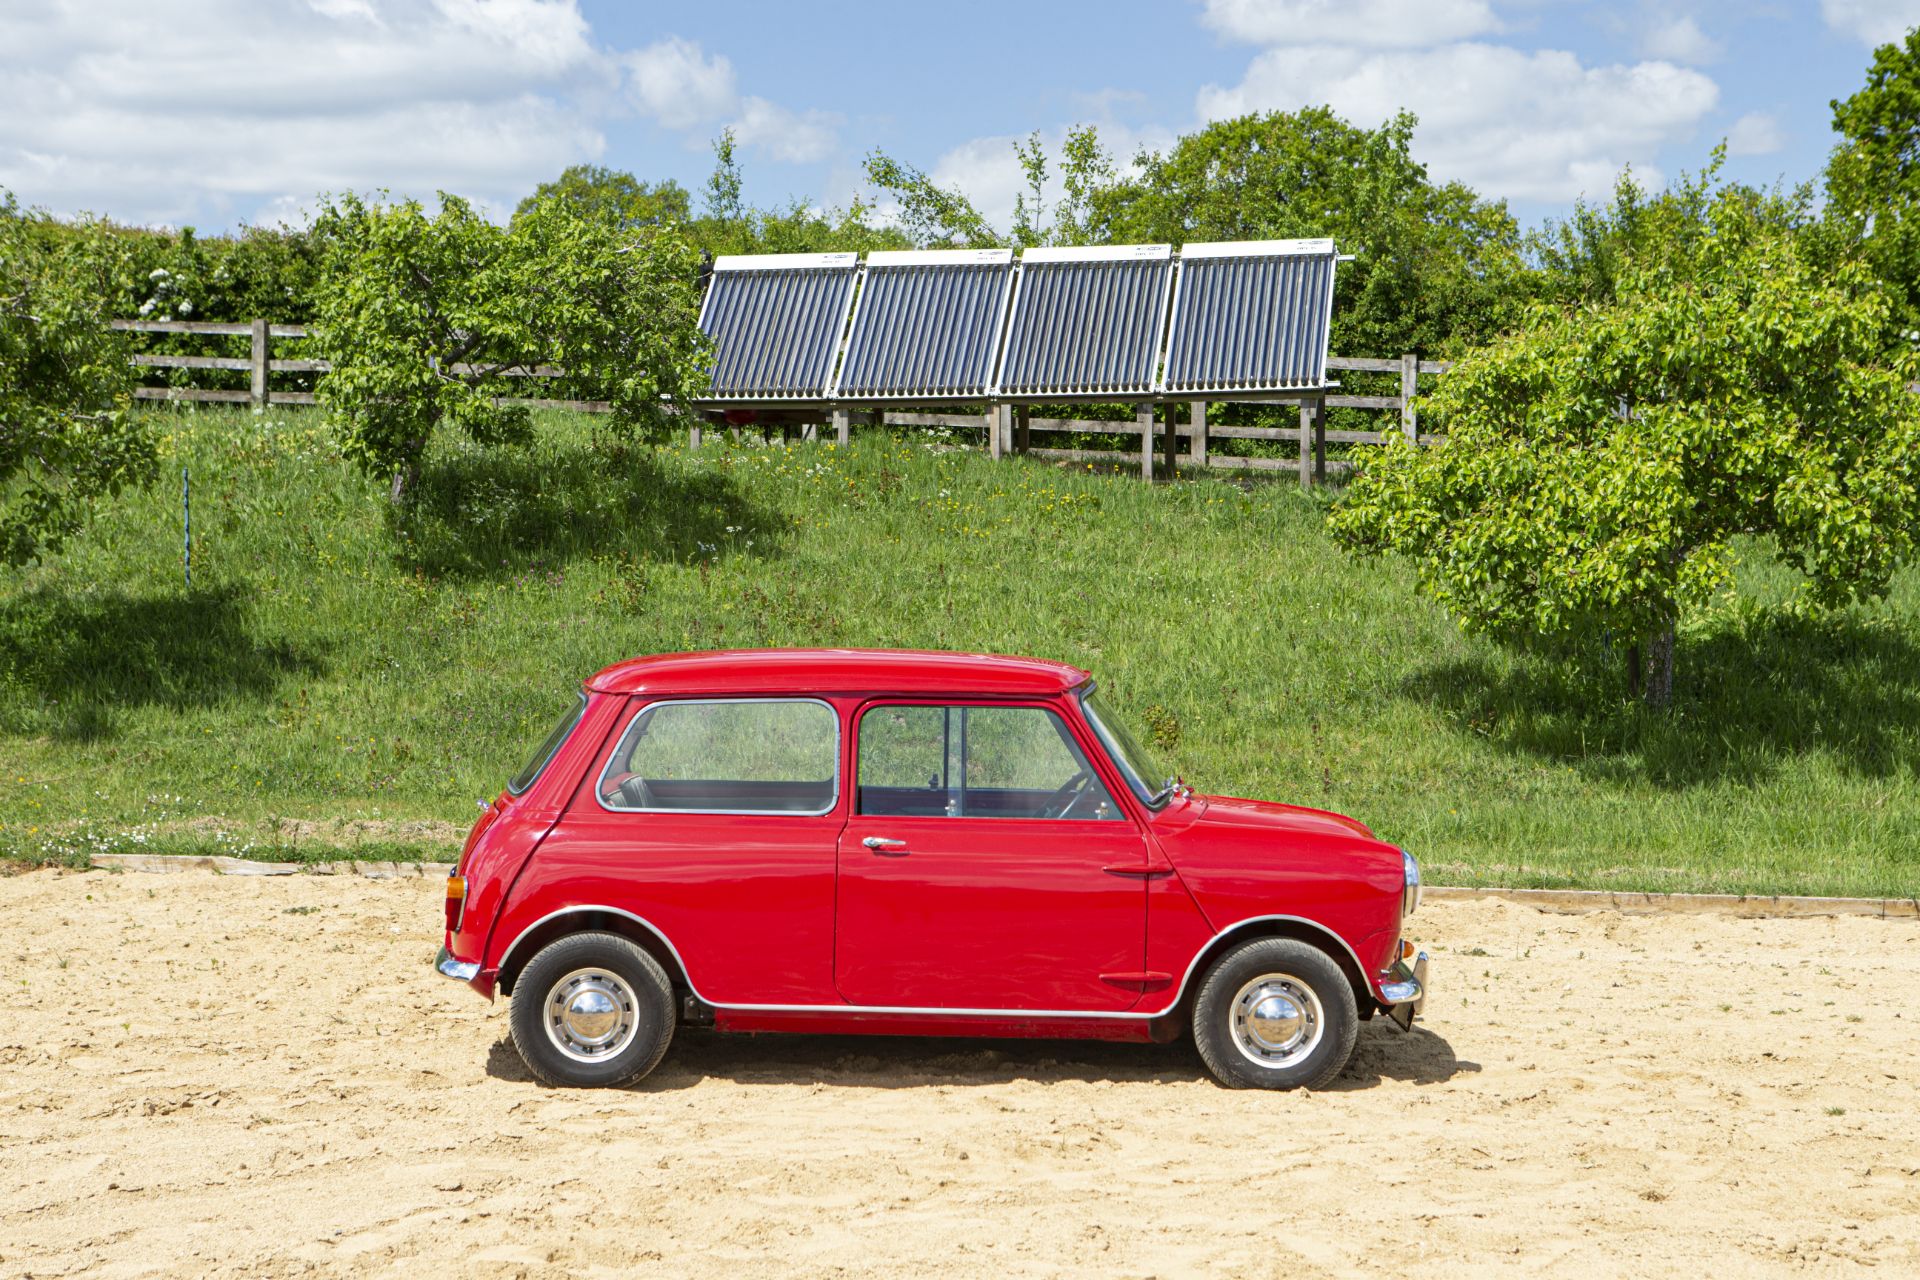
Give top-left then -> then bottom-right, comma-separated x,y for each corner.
832,407 -> 850,447
1189,400 -> 1207,467
1015,407 -> 1030,454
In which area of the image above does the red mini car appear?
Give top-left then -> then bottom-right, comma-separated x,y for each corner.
435,649 -> 1428,1090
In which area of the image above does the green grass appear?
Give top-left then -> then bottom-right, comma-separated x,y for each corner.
2,406 -> 1917,898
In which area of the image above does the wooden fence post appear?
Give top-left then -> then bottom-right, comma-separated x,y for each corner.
689,416 -> 702,449
1313,395 -> 1327,484
832,407 -> 850,446
1189,400 -> 1207,467
1015,406 -> 1030,454
250,317 -> 269,411
1138,404 -> 1155,480
1163,401 -> 1178,476
1298,399 -> 1313,489
1400,352 -> 1418,441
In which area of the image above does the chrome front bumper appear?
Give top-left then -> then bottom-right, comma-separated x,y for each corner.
435,945 -> 480,982
1381,947 -> 1429,1031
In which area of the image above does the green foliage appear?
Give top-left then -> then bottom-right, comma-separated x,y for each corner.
0,193 -> 152,565
1826,26 -> 1920,344
3,408 -> 1917,896
309,191 -> 711,501
1331,186 -> 1920,704
1098,109 -> 1526,357
861,150 -> 999,249
514,164 -> 691,232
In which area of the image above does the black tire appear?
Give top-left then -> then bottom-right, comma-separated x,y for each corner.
1191,937 -> 1358,1090
508,932 -> 676,1088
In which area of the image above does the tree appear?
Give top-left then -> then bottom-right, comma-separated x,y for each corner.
861,150 -> 999,249
514,165 -> 691,232
1095,109 -> 1526,357
1825,25 -> 1920,346
310,191 -> 711,504
1329,188 -> 1920,707
0,193 -> 152,565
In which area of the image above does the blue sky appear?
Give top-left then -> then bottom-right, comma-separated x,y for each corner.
1,1 -> 1916,235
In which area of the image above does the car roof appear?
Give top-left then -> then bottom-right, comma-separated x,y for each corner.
586,648 -> 1092,698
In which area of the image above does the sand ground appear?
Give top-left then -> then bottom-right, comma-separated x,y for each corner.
2,868 -> 1917,1279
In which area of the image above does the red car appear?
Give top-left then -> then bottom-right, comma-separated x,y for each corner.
435,649 -> 1427,1090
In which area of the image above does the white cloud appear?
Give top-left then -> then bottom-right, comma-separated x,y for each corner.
1198,0 -> 1501,48
1724,111 -> 1785,156
0,2 -> 836,227
1821,0 -> 1920,45
1197,43 -> 1718,202
619,36 -> 838,163
624,37 -> 737,131
1641,15 -> 1721,64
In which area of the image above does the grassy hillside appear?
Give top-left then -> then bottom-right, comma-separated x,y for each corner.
2,407 -> 1916,897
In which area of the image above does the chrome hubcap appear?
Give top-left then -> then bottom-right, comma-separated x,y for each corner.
1229,973 -> 1324,1068
543,968 -> 639,1063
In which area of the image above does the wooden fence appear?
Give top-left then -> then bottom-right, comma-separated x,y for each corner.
113,319 -> 1451,487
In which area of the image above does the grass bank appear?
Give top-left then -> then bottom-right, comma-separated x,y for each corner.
2,407 -> 1916,897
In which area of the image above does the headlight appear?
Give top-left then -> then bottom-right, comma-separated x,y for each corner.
1401,848 -> 1421,917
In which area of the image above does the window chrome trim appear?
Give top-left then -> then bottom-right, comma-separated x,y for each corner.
508,691 -> 588,797
495,907 -> 1376,1017
592,696 -> 842,818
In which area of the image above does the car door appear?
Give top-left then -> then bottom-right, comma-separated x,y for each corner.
834,700 -> 1149,1012
531,696 -> 844,1005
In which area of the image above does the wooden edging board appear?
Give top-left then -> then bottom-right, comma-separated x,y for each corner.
77,854 -> 1919,918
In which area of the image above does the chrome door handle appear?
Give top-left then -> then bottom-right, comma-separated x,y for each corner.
862,836 -> 908,853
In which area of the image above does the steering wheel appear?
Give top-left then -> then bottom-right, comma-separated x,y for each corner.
1040,769 -> 1093,819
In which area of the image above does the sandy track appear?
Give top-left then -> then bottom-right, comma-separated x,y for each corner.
2,870 -> 1917,1279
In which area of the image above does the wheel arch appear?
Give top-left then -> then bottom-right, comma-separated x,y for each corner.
495,906 -> 692,999
1155,916 -> 1374,1034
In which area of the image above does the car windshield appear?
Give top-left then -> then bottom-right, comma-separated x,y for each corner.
1078,686 -> 1174,808
508,692 -> 587,795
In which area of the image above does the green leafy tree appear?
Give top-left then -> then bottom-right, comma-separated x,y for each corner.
1097,109 -> 1525,357
1825,25 -> 1920,345
310,191 -> 710,504
861,150 -> 999,249
1330,189 -> 1920,707
516,164 -> 691,232
0,194 -> 151,565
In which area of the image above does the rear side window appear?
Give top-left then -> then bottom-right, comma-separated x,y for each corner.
598,699 -> 839,815
508,692 -> 587,795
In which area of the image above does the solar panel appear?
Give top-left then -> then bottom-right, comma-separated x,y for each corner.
697,253 -> 857,402
833,249 -> 1014,400
996,245 -> 1173,400
1161,239 -> 1336,395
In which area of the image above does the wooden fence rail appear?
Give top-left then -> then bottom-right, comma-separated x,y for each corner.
112,318 -> 1453,486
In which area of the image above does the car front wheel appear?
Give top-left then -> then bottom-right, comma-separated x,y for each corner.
1191,937 -> 1358,1090
508,931 -> 676,1088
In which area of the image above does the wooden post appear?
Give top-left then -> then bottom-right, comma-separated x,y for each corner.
688,417 -> 702,449
1400,353 -> 1418,442
1313,395 -> 1327,484
867,408 -> 885,433
832,407 -> 850,447
1298,399 -> 1313,489
801,422 -> 818,442
1189,400 -> 1207,467
250,317 -> 269,412
1138,403 -> 1155,481
1015,406 -> 1030,454
1163,400 -> 1178,476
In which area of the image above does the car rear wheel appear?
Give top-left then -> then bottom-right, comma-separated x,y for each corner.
1191,937 -> 1357,1090
509,932 -> 675,1088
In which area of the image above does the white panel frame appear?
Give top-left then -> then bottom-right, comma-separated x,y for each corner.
864,248 -> 1014,268
711,252 -> 858,272
1177,238 -> 1335,259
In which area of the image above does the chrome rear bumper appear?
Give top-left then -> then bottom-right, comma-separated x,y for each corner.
435,945 -> 480,982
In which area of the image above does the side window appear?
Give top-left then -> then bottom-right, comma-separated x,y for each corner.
857,704 -> 1120,820
600,699 -> 838,814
